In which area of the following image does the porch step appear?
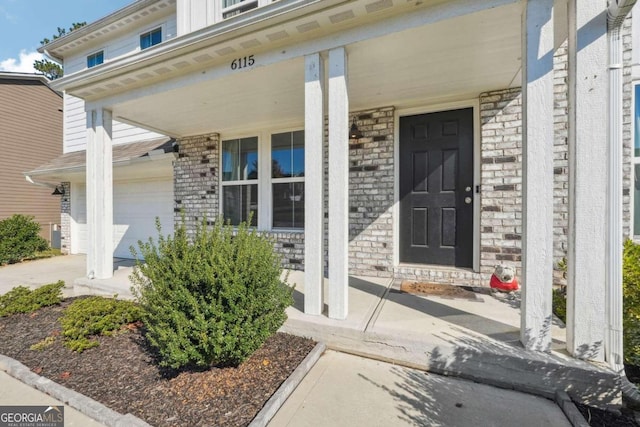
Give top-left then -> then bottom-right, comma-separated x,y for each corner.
281,318 -> 621,408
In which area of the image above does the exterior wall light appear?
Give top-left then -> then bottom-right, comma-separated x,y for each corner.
349,117 -> 363,139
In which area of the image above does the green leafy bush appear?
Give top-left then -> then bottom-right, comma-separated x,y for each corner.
624,240 -> 640,366
60,296 -> 142,352
552,288 -> 566,324
130,217 -> 294,369
0,214 -> 49,264
0,281 -> 64,317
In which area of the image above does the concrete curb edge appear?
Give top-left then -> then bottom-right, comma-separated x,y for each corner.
0,354 -> 151,427
249,342 -> 326,427
554,390 -> 590,427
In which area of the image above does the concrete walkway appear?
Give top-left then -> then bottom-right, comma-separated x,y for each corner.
0,256 -> 608,424
0,371 -> 106,427
269,350 -> 572,427
0,255 -> 87,296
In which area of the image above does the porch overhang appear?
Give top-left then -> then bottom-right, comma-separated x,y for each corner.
53,0 -> 524,138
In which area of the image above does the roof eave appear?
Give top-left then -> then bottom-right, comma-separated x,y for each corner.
50,0 -> 343,94
38,0 -> 164,57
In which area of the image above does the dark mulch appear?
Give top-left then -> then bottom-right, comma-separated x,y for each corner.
0,298 -> 316,427
575,402 -> 639,426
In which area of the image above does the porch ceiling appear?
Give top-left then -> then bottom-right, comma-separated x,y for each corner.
112,1 -> 522,137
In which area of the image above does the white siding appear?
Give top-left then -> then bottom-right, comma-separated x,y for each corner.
63,93 -> 164,153
176,0 -> 272,35
62,14 -> 177,153
64,15 -> 177,75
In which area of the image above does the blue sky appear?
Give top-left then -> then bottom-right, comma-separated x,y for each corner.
0,0 -> 133,73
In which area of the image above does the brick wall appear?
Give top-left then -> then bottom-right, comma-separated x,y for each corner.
174,133 -> 220,235
623,14 -> 633,237
479,88 -> 523,278
553,42 -> 569,285
347,107 -> 395,277
60,182 -> 71,255
172,108 -> 395,275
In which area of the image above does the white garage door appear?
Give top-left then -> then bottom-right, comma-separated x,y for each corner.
73,178 -> 174,259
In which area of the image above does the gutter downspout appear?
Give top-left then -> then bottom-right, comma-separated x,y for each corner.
607,0 -> 640,403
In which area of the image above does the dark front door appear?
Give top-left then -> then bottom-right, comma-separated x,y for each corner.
399,108 -> 474,267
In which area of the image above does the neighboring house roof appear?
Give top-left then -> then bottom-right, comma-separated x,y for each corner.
0,72 -> 50,85
26,137 -> 174,177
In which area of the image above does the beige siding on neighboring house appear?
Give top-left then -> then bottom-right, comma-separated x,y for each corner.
0,77 -> 63,242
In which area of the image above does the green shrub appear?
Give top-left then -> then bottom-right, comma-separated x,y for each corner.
0,214 -> 49,265
624,240 -> 640,366
60,296 -> 142,353
0,281 -> 64,317
130,216 -> 294,369
552,288 -> 566,324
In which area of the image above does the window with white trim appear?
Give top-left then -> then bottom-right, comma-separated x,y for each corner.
220,130 -> 305,229
87,51 -> 104,68
222,0 -> 258,18
271,131 -> 305,229
140,27 -> 162,50
222,137 -> 258,226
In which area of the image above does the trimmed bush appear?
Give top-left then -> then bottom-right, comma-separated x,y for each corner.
0,281 -> 64,317
552,288 -> 566,324
624,240 -> 640,366
130,217 -> 294,369
0,214 -> 49,264
60,296 -> 142,353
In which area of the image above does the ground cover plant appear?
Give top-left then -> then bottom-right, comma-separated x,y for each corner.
60,296 -> 142,352
0,298 -> 314,426
131,217 -> 294,369
0,214 -> 49,265
0,281 -> 64,317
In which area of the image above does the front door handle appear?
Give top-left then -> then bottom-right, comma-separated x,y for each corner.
465,197 -> 472,204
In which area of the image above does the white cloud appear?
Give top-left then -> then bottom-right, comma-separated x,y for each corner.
0,50 -> 43,73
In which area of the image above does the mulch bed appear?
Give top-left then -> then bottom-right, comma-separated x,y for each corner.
0,298 -> 316,427
400,280 -> 480,301
575,402 -> 639,426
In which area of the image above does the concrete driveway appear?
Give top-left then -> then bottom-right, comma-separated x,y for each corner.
0,255 -> 86,295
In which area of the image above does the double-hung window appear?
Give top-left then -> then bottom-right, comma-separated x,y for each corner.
220,130 -> 305,229
271,131 -> 305,229
140,27 -> 162,50
222,137 -> 258,226
87,51 -> 104,68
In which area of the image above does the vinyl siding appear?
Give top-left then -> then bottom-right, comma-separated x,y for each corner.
0,78 -> 63,242
63,14 -> 177,153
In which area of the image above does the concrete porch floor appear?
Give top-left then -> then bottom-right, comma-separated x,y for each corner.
281,270 -> 620,407
70,263 -> 620,406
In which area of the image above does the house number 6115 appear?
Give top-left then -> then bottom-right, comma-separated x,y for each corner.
230,55 -> 255,70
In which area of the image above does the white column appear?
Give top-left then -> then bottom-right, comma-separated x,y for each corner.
328,47 -> 349,320
566,0 -> 608,361
304,53 -> 325,316
520,0 -> 555,352
86,108 -> 114,280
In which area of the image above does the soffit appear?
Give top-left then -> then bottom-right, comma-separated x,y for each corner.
42,0 -> 176,60
110,1 -> 523,137
55,0 -> 463,100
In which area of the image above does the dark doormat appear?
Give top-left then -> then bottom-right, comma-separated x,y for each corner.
399,281 -> 481,301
